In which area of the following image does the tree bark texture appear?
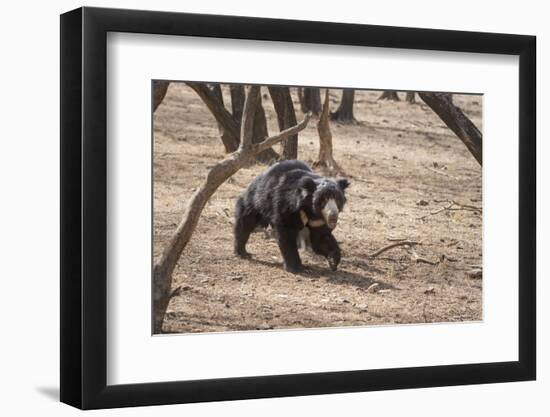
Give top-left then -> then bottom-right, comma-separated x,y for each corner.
153,81 -> 170,112
188,83 -> 279,161
379,90 -> 400,101
418,92 -> 482,165
313,89 -> 343,175
268,86 -> 299,159
252,93 -> 279,163
209,84 -> 227,138
331,89 -> 357,124
187,82 -> 240,153
298,87 -> 322,115
230,84 -> 245,123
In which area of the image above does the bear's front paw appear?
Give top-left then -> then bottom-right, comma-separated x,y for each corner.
235,250 -> 252,259
284,263 -> 304,274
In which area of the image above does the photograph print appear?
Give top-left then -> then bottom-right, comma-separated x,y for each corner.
152,82 -> 482,334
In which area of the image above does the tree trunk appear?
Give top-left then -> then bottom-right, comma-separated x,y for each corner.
268,86 -> 298,159
379,90 -> 400,101
298,87 -> 322,115
153,81 -> 170,112
331,89 -> 357,124
252,93 -> 279,163
210,83 -> 223,104
187,82 -> 240,152
231,84 -> 278,162
188,83 -> 279,162
418,92 -> 482,165
153,86 -> 312,333
210,84 -> 227,138
313,89 -> 343,175
230,84 -> 245,123
406,91 -> 416,104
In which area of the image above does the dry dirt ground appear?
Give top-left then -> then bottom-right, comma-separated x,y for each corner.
153,84 -> 483,334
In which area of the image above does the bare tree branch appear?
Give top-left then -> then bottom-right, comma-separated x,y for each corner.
253,113 -> 312,154
419,92 -> 482,165
187,82 -> 240,152
369,240 -> 420,258
418,199 -> 482,221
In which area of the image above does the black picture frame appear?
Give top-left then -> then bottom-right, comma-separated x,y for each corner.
60,6 -> 536,410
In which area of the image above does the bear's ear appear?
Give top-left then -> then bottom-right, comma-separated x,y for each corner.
336,178 -> 350,191
297,176 -> 316,199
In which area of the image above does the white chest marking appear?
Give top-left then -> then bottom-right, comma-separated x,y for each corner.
299,210 -> 325,228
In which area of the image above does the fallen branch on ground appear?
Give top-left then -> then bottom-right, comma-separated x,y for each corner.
467,268 -> 482,279
418,199 -> 482,221
434,199 -> 481,212
368,240 -> 420,258
370,239 -> 460,267
408,246 -> 439,265
418,201 -> 454,221
424,165 -> 459,180
440,254 -> 458,262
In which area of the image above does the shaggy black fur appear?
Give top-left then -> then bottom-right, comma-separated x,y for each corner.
306,224 -> 341,271
234,160 -> 349,273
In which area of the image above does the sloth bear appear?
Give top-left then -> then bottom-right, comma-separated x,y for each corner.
234,160 -> 349,273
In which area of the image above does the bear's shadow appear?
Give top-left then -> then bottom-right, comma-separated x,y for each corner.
247,257 -> 395,291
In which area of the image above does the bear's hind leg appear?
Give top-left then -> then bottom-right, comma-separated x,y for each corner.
234,205 -> 260,258
275,225 -> 303,273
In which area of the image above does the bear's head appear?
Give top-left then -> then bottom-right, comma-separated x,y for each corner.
298,176 -> 350,230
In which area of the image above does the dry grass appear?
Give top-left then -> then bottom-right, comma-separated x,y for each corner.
154,84 -> 482,333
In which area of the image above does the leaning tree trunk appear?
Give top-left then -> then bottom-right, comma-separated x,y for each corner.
268,86 -> 298,159
187,82 -> 240,153
313,89 -> 344,175
187,83 -> 279,162
153,81 -> 170,112
331,89 -> 357,124
379,90 -> 400,101
210,83 -> 228,138
406,91 -> 416,104
298,87 -> 322,115
153,86 -> 312,333
419,92 -> 482,165
210,83 -> 223,104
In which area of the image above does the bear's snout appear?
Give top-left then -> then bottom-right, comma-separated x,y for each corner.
322,198 -> 339,229
327,214 -> 338,229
